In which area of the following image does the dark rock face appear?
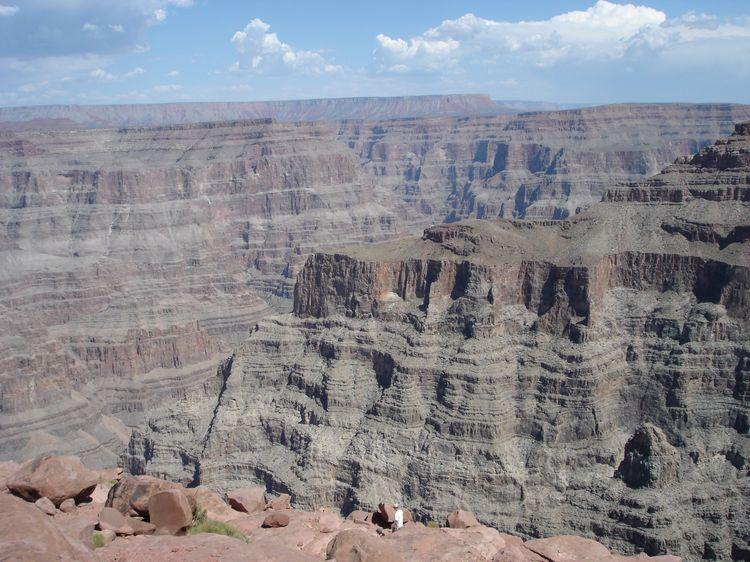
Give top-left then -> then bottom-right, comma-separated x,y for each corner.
128,123 -> 750,560
615,424 -> 679,489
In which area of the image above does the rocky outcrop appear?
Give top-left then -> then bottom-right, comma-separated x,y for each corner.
129,123 -> 750,560
0,455 -> 677,561
7,455 -> 97,506
3,103 -> 750,470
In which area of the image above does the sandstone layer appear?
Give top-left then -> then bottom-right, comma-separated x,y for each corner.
129,123 -> 750,560
2,104 -> 750,471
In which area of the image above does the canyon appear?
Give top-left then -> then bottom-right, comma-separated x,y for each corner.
0,100 -> 749,559
126,122 -> 750,560
0,95 -> 508,130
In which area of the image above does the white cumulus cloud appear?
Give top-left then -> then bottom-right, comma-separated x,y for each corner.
373,0 -> 723,72
231,18 -> 341,75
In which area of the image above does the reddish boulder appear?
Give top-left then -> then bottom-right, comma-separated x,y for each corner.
446,509 -> 479,529
262,512 -> 291,528
0,460 -> 20,492
326,529 -> 404,562
148,489 -> 193,535
7,456 -> 97,507
318,509 -> 341,533
346,510 -> 373,525
266,493 -> 292,510
225,486 -> 266,514
185,486 -> 236,522
59,498 -> 76,513
98,506 -> 134,535
378,502 -> 396,524
523,535 -> 614,561
106,474 -> 181,515
0,493 -> 95,561
127,517 -> 156,536
35,496 -> 56,516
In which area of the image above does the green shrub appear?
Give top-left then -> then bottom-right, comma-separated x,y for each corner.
192,505 -> 207,525
426,520 -> 440,529
189,518 -> 248,543
92,531 -> 106,548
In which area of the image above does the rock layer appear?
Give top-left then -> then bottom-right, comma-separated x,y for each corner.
2,104 -> 750,471
129,123 -> 750,560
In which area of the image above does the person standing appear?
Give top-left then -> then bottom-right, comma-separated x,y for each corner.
392,503 -> 404,531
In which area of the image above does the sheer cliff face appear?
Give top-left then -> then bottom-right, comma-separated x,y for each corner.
127,123 -> 750,560
2,104 -> 750,471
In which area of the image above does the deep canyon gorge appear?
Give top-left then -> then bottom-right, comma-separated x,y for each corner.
1,97 -> 749,560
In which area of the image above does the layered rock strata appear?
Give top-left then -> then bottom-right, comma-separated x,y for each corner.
2,104 -> 750,469
129,123 -> 750,560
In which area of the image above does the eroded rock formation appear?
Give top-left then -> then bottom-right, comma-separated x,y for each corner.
129,123 -> 750,560
1,103 -> 749,480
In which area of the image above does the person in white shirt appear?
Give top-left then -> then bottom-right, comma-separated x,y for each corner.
392,503 -> 404,531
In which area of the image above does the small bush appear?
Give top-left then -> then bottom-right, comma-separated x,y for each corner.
189,518 -> 248,543
92,531 -> 106,548
426,520 -> 440,529
193,505 -> 207,525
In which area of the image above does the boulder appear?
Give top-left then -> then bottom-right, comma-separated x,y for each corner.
35,496 -> 56,516
185,486 -> 236,522
266,493 -> 292,510
318,509 -> 341,533
523,535 -> 614,561
106,474 -> 181,515
225,486 -> 266,514
446,509 -> 479,529
147,489 -> 193,535
346,510 -> 372,525
127,516 -> 156,536
6,456 -> 97,507
0,493 -> 95,561
378,502 -> 396,524
98,506 -> 134,535
262,512 -> 291,528
326,529 -> 404,562
0,460 -> 21,492
59,498 -> 76,513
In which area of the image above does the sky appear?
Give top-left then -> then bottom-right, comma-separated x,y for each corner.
0,0 -> 749,107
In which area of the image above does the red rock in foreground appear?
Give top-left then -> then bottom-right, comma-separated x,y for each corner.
7,455 -> 98,506
0,456 -> 683,561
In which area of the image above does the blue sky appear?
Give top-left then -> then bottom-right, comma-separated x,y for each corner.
1,1 -> 749,107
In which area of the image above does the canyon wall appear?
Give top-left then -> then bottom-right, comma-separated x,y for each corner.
2,103 -> 750,475
0,94 -> 506,129
127,123 -> 750,560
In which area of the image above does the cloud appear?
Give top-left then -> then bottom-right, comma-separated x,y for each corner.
123,66 -> 145,78
374,1 -> 672,72
0,1 -> 194,59
167,70 -> 179,77
231,18 -> 341,75
90,68 -> 115,81
90,66 -> 144,81
152,9 -> 166,23
0,4 -> 18,16
152,83 -> 182,92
